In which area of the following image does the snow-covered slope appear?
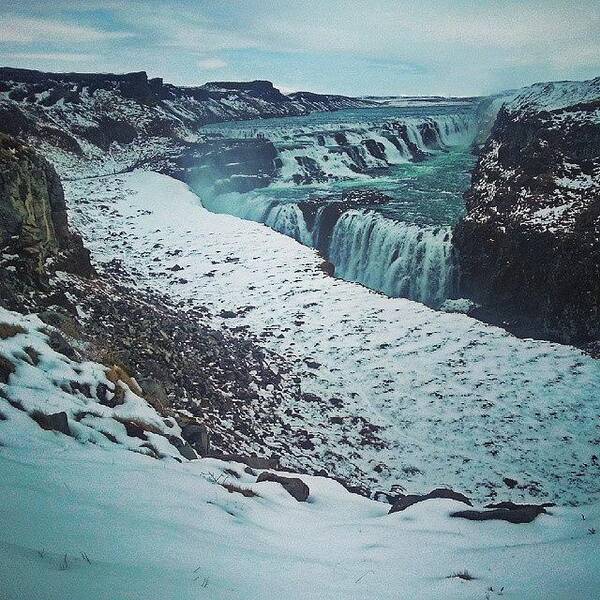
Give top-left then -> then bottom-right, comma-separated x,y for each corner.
0,68 -> 373,168
2,307 -> 599,600
506,77 -> 600,113
65,170 -> 600,505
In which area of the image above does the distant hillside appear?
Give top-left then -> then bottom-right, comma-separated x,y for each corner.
0,67 -> 374,173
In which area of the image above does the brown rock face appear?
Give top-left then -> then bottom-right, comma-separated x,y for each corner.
0,133 -> 93,309
0,132 -> 69,273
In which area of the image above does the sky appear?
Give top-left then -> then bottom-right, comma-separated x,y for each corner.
0,0 -> 599,96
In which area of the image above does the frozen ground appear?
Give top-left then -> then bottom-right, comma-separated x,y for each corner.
1,308 -> 599,600
64,171 -> 600,505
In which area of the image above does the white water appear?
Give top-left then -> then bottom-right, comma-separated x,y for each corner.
328,211 -> 456,306
205,112 -> 476,184
201,109 -> 476,307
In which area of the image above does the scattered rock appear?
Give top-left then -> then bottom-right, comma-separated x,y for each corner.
219,310 -> 237,319
256,472 -> 310,502
31,411 -> 71,436
389,488 -> 472,514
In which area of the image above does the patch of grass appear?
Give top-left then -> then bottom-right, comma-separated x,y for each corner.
90,346 -> 137,379
56,317 -> 83,340
0,322 -> 26,339
448,570 -> 476,581
220,482 -> 259,498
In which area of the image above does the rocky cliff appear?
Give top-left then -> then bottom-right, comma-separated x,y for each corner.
454,78 -> 600,349
0,133 -> 92,309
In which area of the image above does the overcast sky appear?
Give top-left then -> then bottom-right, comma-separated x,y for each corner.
1,0 -> 599,96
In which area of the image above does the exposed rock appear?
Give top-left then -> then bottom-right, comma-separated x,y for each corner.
32,411 -> 71,436
389,488 -> 472,514
454,78 -> 600,347
0,133 -> 93,313
168,138 -> 278,197
0,133 -> 68,273
181,422 -> 210,456
450,502 -> 551,524
46,331 -> 78,360
168,435 -> 198,460
256,471 -> 310,502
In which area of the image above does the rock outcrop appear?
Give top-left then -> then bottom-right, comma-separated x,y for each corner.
0,132 -> 68,272
454,78 -> 600,349
0,133 -> 92,309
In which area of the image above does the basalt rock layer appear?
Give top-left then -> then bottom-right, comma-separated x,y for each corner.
0,133 -> 92,309
454,78 -> 600,349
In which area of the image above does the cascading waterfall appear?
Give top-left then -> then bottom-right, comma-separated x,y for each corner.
247,202 -> 457,306
200,107 -> 476,308
327,211 -> 456,306
204,112 -> 477,184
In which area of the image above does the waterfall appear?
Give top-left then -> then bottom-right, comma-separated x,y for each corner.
203,111 -> 477,185
327,211 -> 457,306
242,199 -> 457,306
198,109 -> 472,307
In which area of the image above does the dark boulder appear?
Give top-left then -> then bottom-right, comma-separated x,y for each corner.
33,411 -> 71,436
181,422 -> 210,456
389,488 -> 472,514
450,502 -> 551,524
363,138 -> 387,161
256,471 -> 310,502
168,435 -> 198,460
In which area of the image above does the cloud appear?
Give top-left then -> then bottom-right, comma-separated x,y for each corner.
197,58 -> 227,70
122,7 -> 258,51
3,51 -> 96,62
0,16 -> 132,43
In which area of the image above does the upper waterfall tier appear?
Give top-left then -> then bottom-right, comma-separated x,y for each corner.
201,107 -> 477,186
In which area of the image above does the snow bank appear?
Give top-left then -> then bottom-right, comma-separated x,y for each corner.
1,360 -> 599,599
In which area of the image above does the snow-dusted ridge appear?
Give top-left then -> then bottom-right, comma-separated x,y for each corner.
65,170 -> 600,506
506,77 -> 600,113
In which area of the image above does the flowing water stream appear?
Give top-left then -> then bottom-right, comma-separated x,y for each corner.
199,105 -> 478,307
